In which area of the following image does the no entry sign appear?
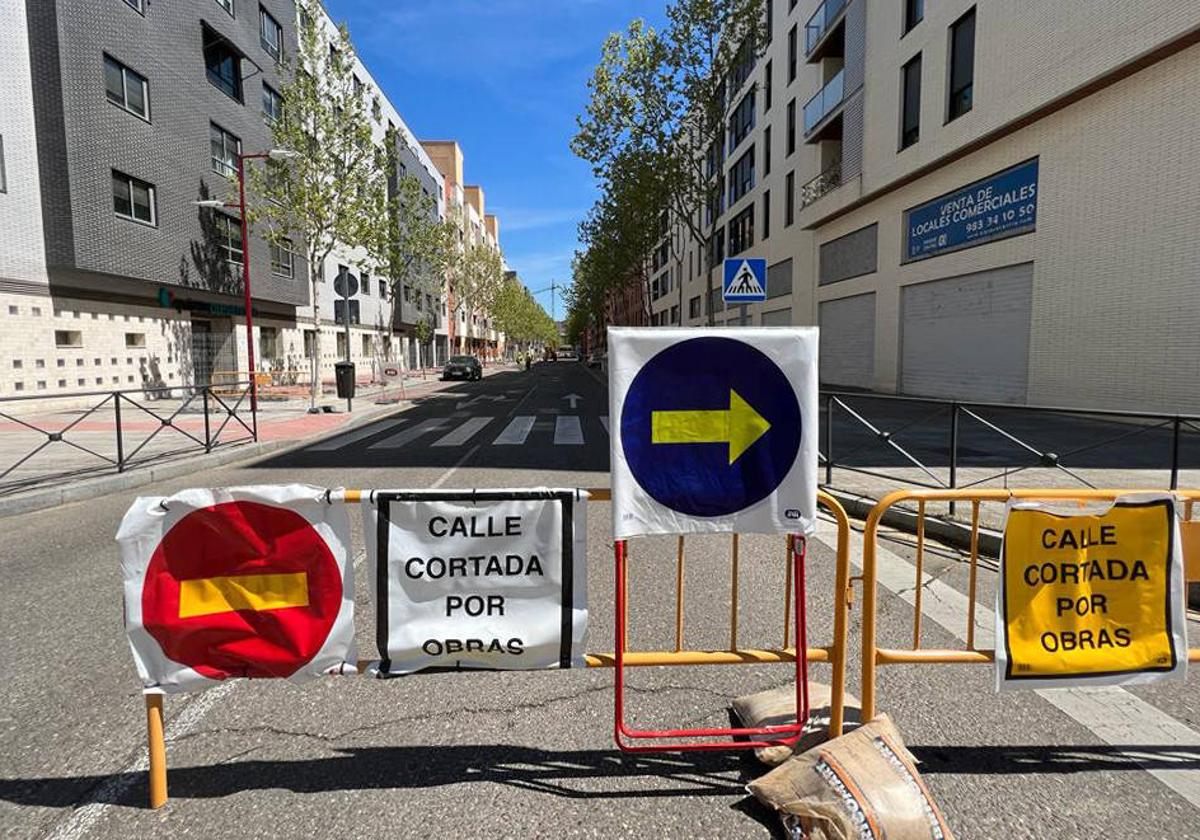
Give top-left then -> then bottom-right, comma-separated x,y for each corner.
118,485 -> 356,693
995,494 -> 1187,690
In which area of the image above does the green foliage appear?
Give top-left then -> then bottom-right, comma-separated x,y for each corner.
247,0 -> 387,399
491,278 -> 557,349
571,0 -> 768,325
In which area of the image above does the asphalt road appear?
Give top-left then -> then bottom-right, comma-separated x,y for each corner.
1,360 -> 1198,839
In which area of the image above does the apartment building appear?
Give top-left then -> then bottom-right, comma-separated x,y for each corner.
0,0 -> 472,399
422,140 -> 507,360
651,0 -> 1200,412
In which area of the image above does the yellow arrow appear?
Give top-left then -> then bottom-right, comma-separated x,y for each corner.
651,388 -> 771,465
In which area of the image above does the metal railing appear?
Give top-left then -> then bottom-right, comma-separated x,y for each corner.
818,390 -> 1200,506
0,382 -> 257,495
803,69 -> 845,135
799,157 -> 842,209
805,0 -> 847,54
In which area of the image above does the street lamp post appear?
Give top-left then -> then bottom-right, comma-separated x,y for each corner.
194,148 -> 298,428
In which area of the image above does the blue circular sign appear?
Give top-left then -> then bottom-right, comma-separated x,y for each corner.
620,337 -> 801,517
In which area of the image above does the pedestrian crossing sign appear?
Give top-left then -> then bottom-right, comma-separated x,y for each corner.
723,258 -> 767,303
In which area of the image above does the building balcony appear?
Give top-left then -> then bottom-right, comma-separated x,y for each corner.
805,0 -> 846,62
799,158 -> 842,210
803,69 -> 845,141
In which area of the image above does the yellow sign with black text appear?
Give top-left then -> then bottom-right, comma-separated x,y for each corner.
996,495 -> 1187,690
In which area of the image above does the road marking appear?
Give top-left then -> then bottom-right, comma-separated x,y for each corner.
432,417 -> 492,447
600,416 -> 609,435
431,445 -> 480,489
367,418 -> 449,450
493,416 -> 535,445
307,419 -> 405,451
554,416 -> 583,445
814,519 -> 1200,809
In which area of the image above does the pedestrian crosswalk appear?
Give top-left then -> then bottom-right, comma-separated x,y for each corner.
318,415 -> 610,452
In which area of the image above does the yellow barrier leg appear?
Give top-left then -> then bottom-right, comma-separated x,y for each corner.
146,693 -> 167,809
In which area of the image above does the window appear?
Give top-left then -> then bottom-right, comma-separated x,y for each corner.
785,172 -> 795,226
706,138 -> 725,179
730,38 -> 755,93
900,55 -> 922,150
787,25 -> 797,82
214,212 -> 244,264
728,146 -> 755,205
728,205 -> 754,256
103,55 -> 149,120
112,170 -> 155,225
948,8 -> 976,121
728,89 -> 755,151
270,238 -> 295,277
262,83 -> 283,123
762,190 -> 771,240
904,0 -> 924,34
361,335 -> 372,356
209,123 -> 241,178
786,99 -> 796,155
303,329 -> 316,357
764,60 -> 773,112
671,304 -> 679,325
361,273 -> 371,296
334,300 -> 360,326
203,28 -> 242,101
55,330 -> 82,348
689,295 -> 701,319
763,126 -> 771,176
707,228 -> 725,269
260,6 -> 282,60
706,175 -> 725,227
215,0 -> 234,15
125,332 -> 145,348
260,326 -> 281,359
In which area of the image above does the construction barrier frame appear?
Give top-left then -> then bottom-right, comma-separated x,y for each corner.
142,488 -> 852,807
860,488 -> 1200,721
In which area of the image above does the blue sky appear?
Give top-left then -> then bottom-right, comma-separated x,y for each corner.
324,0 -> 665,319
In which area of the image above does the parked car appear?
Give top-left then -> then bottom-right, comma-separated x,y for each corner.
557,347 -> 579,362
442,355 -> 482,381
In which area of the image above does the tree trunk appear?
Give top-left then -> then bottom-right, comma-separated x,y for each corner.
309,264 -> 322,410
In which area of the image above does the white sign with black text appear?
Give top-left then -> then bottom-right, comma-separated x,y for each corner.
364,489 -> 588,675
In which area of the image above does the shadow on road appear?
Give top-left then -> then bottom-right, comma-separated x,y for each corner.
910,743 -> 1200,774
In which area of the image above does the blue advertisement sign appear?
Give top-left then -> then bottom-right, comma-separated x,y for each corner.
619,337 -> 801,517
903,158 -> 1039,262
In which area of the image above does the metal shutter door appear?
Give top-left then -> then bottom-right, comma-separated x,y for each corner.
819,292 -> 876,389
900,263 -> 1033,402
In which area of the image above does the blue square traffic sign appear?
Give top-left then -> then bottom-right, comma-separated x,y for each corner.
723,258 -> 767,303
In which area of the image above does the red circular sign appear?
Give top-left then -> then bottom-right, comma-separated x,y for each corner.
141,501 -> 342,680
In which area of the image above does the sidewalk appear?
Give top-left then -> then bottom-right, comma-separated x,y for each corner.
0,364 -> 515,509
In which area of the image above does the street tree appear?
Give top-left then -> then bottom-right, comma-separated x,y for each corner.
247,0 -> 387,404
573,0 -> 767,325
446,226 -> 506,354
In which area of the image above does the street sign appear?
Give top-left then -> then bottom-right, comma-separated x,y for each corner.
995,493 -> 1187,690
117,485 -> 356,693
366,490 -> 588,675
333,270 -> 358,298
608,327 -> 818,538
723,258 -> 767,303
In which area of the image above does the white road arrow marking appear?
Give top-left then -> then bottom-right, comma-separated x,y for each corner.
562,393 -> 582,409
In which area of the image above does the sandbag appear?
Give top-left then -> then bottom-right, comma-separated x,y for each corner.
731,681 -> 862,766
747,714 -> 955,840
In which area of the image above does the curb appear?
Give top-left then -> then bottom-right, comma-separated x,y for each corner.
0,399 -> 406,520
824,487 -> 1003,556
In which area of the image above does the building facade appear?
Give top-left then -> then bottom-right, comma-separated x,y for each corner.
650,0 -> 1200,412
0,0 -> 506,400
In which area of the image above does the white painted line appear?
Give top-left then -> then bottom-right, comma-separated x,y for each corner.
432,417 -> 491,447
814,519 -> 1200,810
554,416 -> 583,445
600,416 -> 610,435
307,419 -> 405,451
431,445 -> 480,489
493,416 -> 535,445
366,418 -> 448,450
